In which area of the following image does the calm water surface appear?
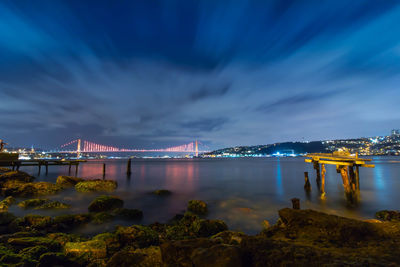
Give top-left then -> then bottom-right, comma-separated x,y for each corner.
8,157 -> 400,235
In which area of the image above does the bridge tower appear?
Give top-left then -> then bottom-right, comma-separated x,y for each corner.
195,140 -> 198,157
77,139 -> 81,158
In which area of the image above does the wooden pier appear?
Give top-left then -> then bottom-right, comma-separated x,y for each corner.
0,156 -> 86,176
304,151 -> 374,202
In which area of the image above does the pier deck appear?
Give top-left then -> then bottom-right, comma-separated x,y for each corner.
0,158 -> 86,175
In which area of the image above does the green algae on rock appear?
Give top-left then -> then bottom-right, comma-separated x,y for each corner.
191,219 -> 228,237
0,171 -> 35,185
65,240 -> 107,260
106,246 -> 163,267
56,175 -> 85,188
2,181 -> 62,197
18,199 -> 49,209
75,179 -> 117,193
88,195 -> 124,212
187,200 -> 208,215
375,210 -> 400,221
113,208 -> 143,220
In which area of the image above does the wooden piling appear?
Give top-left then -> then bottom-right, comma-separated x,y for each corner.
348,166 -> 356,191
75,164 -> 79,177
45,162 -> 49,175
126,158 -> 131,175
68,163 -> 72,174
355,165 -> 360,190
291,198 -> 300,210
304,172 -> 311,191
339,166 -> 351,194
313,161 -> 321,189
38,163 -> 41,175
321,163 -> 326,195
102,163 -> 106,178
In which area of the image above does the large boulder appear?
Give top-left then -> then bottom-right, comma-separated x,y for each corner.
56,176 -> 84,188
88,195 -> 124,212
18,199 -> 48,209
188,200 -> 208,215
191,244 -> 243,267
93,233 -> 121,256
75,179 -> 117,193
152,189 -> 171,196
7,236 -> 61,251
53,214 -> 91,231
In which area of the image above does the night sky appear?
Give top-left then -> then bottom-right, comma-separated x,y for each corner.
1,1 -> 400,150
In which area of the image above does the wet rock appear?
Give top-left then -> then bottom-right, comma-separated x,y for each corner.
375,210 -> 400,221
188,200 -> 208,215
56,175 -> 85,188
116,225 -> 159,248
152,189 -> 172,196
37,252 -> 82,267
191,243 -> 243,267
160,238 -> 217,266
113,208 -> 143,220
191,219 -> 228,237
11,214 -> 54,231
47,232 -> 85,246
106,246 -> 162,267
18,198 -> 49,209
65,240 -> 107,259
88,195 -> 124,212
0,171 -> 34,185
211,231 -> 247,245
75,179 -> 117,193
0,196 -> 15,211
7,236 -> 61,251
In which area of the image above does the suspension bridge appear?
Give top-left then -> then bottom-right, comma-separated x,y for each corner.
53,139 -> 208,157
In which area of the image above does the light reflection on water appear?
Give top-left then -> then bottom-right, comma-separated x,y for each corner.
8,157 -> 400,235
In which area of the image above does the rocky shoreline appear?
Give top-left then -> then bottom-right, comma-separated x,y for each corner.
0,168 -> 399,266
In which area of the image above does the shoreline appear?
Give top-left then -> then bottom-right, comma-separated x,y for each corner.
0,168 -> 399,265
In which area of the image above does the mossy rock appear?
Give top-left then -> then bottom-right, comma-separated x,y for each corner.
56,175 -> 85,188
116,225 -> 159,248
35,201 -> 70,210
0,171 -> 35,185
187,200 -> 208,215
114,208 -> 143,220
91,212 -> 115,224
18,199 -> 49,209
211,231 -> 247,245
46,232 -> 86,246
152,189 -> 171,196
75,179 -> 117,193
7,237 -> 61,251
191,219 -> 228,237
2,181 -> 62,197
88,195 -> 123,212
65,240 -> 107,259
0,196 -> 15,211
12,215 -> 53,230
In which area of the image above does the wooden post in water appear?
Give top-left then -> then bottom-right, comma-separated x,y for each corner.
348,166 -> 356,192
102,163 -> 106,178
355,165 -> 360,190
339,166 -> 352,196
38,162 -> 41,175
304,172 -> 311,191
45,162 -> 49,175
291,198 -> 300,210
321,164 -> 326,195
313,161 -> 321,189
68,163 -> 72,175
126,158 -> 132,175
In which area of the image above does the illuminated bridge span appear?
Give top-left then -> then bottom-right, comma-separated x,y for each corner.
57,139 -> 206,155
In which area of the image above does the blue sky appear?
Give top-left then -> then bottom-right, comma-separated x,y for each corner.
1,0 -> 400,149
